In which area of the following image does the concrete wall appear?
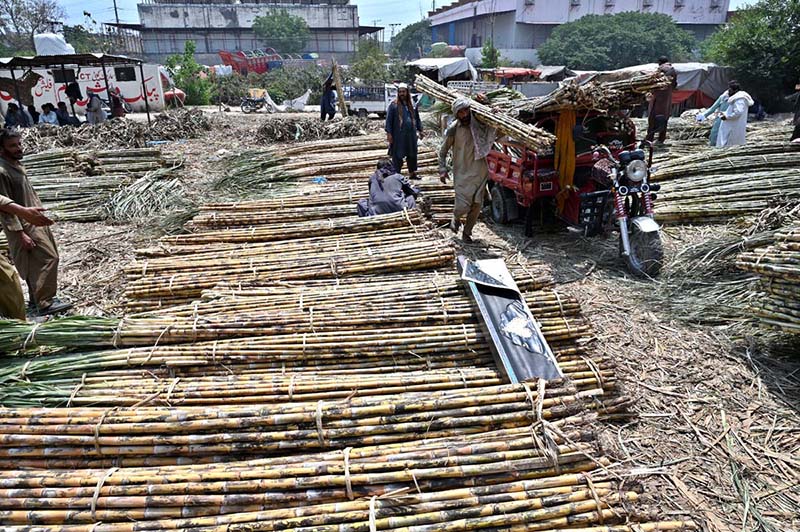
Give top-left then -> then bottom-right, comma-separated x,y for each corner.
431,11 -> 517,48
137,1 -> 363,64
515,0 -> 729,25
138,3 -> 359,30
431,0 -> 729,26
140,28 -> 359,64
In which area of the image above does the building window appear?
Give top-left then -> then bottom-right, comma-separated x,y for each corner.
114,67 -> 137,82
53,69 -> 76,83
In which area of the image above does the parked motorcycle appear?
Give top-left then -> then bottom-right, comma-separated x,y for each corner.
590,142 -> 663,276
240,95 -> 269,113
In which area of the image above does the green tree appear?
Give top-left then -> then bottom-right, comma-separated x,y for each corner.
704,0 -> 800,111
63,25 -> 111,53
537,12 -> 696,70
392,19 -> 431,59
481,38 -> 500,68
252,9 -> 311,54
166,41 -> 213,105
349,37 -> 407,83
0,0 -> 64,51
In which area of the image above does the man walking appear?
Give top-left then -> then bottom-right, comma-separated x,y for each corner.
0,129 -> 71,315
385,83 -> 424,179
645,57 -> 677,145
717,80 -> 753,147
438,98 -> 497,243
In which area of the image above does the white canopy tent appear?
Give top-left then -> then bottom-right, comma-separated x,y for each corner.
406,57 -> 478,82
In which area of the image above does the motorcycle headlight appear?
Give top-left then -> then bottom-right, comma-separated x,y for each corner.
626,159 -> 648,182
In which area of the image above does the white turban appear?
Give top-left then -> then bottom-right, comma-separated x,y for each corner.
396,82 -> 408,90
452,97 -> 471,114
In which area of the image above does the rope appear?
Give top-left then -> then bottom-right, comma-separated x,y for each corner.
111,318 -> 126,348
580,355 -> 605,391
93,408 -> 116,456
288,374 -> 296,401
315,400 -> 327,446
456,368 -> 468,388
368,496 -> 378,532
66,373 -> 87,407
343,446 -> 354,500
19,360 -> 32,382
142,324 -> 173,366
22,322 -> 42,350
165,378 -> 181,404
91,467 -> 118,519
585,476 -> 605,524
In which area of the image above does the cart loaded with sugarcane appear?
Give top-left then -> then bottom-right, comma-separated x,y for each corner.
416,71 -> 671,277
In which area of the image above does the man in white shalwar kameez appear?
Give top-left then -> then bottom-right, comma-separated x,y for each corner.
717,81 -> 754,148
438,98 -> 497,243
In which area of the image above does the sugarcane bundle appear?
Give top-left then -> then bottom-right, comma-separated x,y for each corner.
256,116 -> 379,143
0,420 -> 686,520
736,224 -> 800,332
656,168 -> 800,224
414,75 -> 555,152
161,209 -> 426,246
0,378 -> 629,468
20,147 -> 178,222
123,241 -> 452,308
1,275 -> 583,351
214,148 -> 438,192
514,72 -> 670,115
652,141 -> 800,181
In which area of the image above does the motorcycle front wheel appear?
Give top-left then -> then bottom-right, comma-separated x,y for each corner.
622,224 -> 663,277
241,102 -> 254,113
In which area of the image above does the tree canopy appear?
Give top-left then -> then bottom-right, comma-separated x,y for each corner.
349,37 -> 407,83
0,0 -> 64,51
166,41 -> 212,105
391,19 -> 431,59
481,38 -> 500,68
537,12 -> 695,71
703,0 -> 800,110
252,9 -> 311,54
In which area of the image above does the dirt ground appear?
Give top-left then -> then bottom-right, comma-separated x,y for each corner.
49,116 -> 800,532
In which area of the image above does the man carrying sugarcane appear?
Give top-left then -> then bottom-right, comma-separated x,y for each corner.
438,97 -> 497,243
0,128 -> 71,316
645,57 -> 677,145
0,193 -> 55,319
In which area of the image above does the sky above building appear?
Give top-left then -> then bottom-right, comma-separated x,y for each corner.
64,0 -> 753,31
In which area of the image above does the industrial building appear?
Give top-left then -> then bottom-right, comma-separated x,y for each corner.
122,0 -> 380,65
429,0 -> 730,64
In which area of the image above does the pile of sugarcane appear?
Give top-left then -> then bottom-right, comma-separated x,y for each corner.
256,116 -> 379,143
20,109 -> 212,152
214,146 -> 438,192
656,165 -> 800,224
0,420 -> 696,532
20,148 -> 179,222
0,140 -> 697,532
200,180 -> 455,227
0,378 -> 633,469
737,223 -> 800,332
652,141 -> 800,182
0,267 -> 567,352
415,75 -> 555,152
124,213 -> 454,309
513,71 -> 670,115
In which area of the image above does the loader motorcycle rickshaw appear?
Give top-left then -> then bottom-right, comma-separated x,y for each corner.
486,110 -> 664,277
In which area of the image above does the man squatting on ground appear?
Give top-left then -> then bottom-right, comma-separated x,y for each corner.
438,97 -> 498,243
0,128 -> 70,316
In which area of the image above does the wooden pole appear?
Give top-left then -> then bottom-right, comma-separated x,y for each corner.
332,59 -> 348,118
